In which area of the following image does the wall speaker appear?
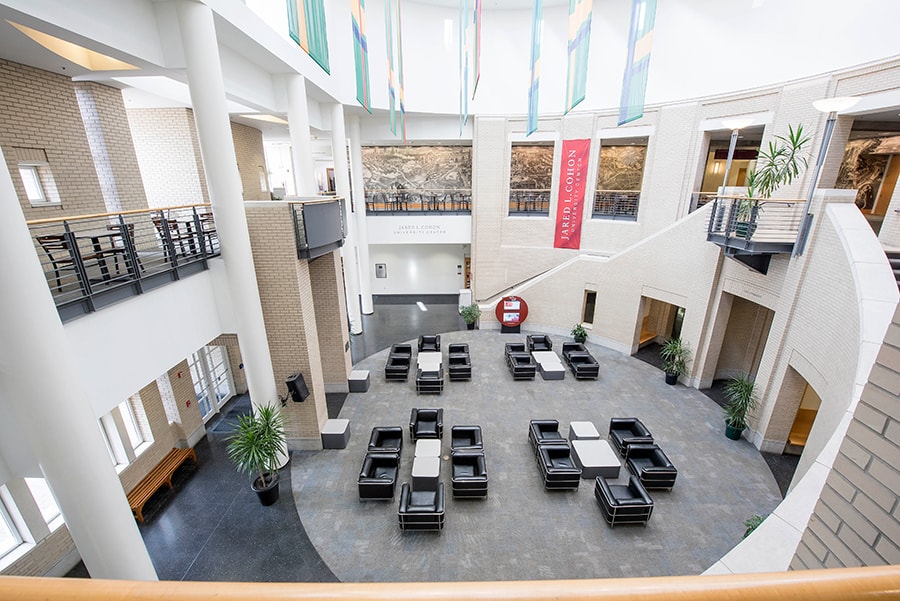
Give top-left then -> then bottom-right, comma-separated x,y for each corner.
286,372 -> 310,402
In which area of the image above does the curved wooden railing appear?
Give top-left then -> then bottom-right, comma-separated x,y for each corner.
2,566 -> 900,600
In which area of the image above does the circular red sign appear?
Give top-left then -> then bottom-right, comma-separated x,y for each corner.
495,296 -> 528,326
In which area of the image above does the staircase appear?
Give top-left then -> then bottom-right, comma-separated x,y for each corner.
886,250 -> 900,289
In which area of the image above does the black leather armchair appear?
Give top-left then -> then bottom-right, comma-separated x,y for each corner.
451,425 -> 483,452
415,368 -> 444,394
447,353 -> 471,381
358,452 -> 400,500
504,342 -> 526,358
536,444 -> 581,490
451,452 -> 488,498
608,417 -> 654,457
390,343 -> 412,357
625,444 -> 677,490
368,426 -> 403,454
561,342 -> 586,361
594,475 -> 654,526
384,353 -> 410,381
418,334 -> 441,352
410,407 -> 443,440
507,352 -> 536,380
398,482 -> 445,532
448,343 -> 469,355
567,351 -> 600,380
527,334 -> 553,352
528,419 -> 565,453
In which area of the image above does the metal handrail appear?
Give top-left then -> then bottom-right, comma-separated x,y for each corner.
365,189 -> 472,214
1,565 -> 898,600
593,190 -> 640,220
707,196 -> 804,245
509,188 -> 551,215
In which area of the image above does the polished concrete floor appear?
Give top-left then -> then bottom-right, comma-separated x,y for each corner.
66,295 -> 793,581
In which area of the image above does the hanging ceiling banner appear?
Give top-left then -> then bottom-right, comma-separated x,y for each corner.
617,0 -> 656,125
286,0 -> 330,73
396,0 -> 407,143
527,0 -> 543,136
564,0 -> 593,113
350,0 -> 371,112
385,0 -> 397,134
459,0 -> 469,135
553,138 -> 591,249
385,0 -> 406,142
472,0 -> 482,99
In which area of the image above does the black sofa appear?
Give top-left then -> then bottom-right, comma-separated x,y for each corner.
358,452 -> 400,500
507,352 -> 536,380
536,443 -> 581,490
625,444 -> 678,490
566,351 -> 600,380
384,351 -> 410,382
418,334 -> 441,352
561,342 -> 587,361
527,334 -> 553,352
410,407 -> 444,440
450,452 -> 488,498
608,417 -> 654,457
451,425 -> 483,452
594,475 -> 654,526
367,426 -> 403,455
415,368 -> 444,394
398,482 -> 445,532
528,419 -> 565,453
447,353 -> 471,381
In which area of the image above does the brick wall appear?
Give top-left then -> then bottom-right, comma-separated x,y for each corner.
166,360 -> 204,446
210,333 -> 248,394
0,525 -> 76,577
309,250 -> 352,389
117,381 -> 177,493
231,121 -> 269,200
0,59 -> 106,220
791,304 -> 900,568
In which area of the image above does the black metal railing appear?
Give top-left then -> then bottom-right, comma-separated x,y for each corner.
690,192 -> 719,213
290,197 -> 346,260
593,190 -> 640,220
28,205 -> 219,321
365,189 -> 471,214
706,196 -> 803,247
508,189 -> 550,215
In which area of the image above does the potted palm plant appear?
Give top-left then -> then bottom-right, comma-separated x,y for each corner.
571,323 -> 588,343
226,403 -> 286,506
723,373 -> 759,440
460,303 -> 482,330
659,338 -> 691,385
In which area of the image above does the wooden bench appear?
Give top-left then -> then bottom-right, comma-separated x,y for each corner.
639,315 -> 656,346
127,447 -> 197,523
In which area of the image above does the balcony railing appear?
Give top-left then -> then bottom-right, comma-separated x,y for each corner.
289,197 -> 346,260
509,189 -> 551,215
27,205 -> 219,322
691,191 -> 719,212
593,190 -> 640,220
706,195 -> 803,254
365,189 -> 471,214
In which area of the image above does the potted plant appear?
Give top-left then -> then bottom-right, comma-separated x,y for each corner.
659,338 -> 691,385
571,323 -> 588,343
460,303 -> 482,330
743,514 -> 765,539
226,403 -> 286,506
736,124 -> 810,239
723,373 -> 759,440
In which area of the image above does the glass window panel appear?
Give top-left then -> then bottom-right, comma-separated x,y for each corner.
0,496 -> 22,559
19,166 -> 45,202
118,400 -> 143,450
24,478 -> 61,525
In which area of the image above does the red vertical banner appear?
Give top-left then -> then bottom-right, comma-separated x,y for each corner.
553,138 -> 591,249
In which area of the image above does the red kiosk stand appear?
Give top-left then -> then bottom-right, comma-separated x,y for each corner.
495,296 -> 529,333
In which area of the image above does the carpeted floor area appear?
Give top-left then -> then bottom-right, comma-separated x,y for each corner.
291,330 -> 783,582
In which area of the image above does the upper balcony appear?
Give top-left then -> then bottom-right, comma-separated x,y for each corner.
705,195 -> 804,274
365,189 -> 471,215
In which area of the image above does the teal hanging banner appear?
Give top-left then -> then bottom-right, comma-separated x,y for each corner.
527,0 -> 543,136
287,0 -> 330,74
351,0 -> 371,112
618,0 -> 656,125
565,0 -> 592,114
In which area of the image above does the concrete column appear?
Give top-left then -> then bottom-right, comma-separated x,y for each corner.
331,104 -> 362,334
286,75 -> 318,196
0,149 -> 157,580
175,2 -> 281,424
348,116 -> 374,314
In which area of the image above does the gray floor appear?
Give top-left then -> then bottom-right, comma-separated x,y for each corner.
292,329 -> 783,582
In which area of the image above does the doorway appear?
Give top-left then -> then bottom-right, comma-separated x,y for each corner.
189,345 -> 235,422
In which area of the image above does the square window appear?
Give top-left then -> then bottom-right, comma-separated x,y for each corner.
18,166 -> 45,203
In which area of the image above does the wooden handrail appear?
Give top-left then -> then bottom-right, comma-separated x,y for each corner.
2,566 -> 898,600
26,204 -> 212,226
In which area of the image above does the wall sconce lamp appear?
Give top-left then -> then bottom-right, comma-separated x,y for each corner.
792,96 -> 861,257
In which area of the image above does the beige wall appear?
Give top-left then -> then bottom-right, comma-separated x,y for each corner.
309,250 -> 353,391
231,121 -> 269,201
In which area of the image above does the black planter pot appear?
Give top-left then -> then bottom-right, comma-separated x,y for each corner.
664,371 -> 678,385
725,423 -> 745,441
574,335 -> 586,344
466,322 -> 475,330
252,472 -> 280,506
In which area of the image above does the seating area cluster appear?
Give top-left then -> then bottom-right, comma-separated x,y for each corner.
384,335 -> 472,394
357,407 -> 488,533
504,335 -> 600,381
528,418 -> 678,527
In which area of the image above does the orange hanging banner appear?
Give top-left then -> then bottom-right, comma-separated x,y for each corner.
553,138 -> 590,249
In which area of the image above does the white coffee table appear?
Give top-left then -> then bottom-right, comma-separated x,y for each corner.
531,350 -> 565,380
569,421 -> 600,441
417,351 -> 442,371
415,439 -> 442,457
571,439 -> 620,479
411,455 -> 441,490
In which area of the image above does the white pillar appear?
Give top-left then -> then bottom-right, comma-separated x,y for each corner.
0,150 -> 157,580
286,75 -> 318,196
348,116 -> 374,314
176,2 -> 280,421
331,105 -> 362,334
